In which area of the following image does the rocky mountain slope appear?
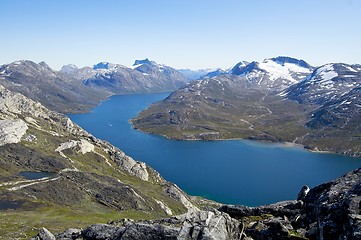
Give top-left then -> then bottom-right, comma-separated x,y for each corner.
0,59 -> 189,114
284,63 -> 361,105
131,58 -> 361,157
32,168 -> 361,240
0,60 -> 107,113
0,84 -> 201,239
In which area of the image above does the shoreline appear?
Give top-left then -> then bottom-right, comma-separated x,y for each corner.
130,124 -> 361,159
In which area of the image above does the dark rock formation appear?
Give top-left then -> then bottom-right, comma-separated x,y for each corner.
220,168 -> 361,240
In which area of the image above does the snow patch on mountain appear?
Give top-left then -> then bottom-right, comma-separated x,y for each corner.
314,64 -> 338,82
258,59 -> 310,83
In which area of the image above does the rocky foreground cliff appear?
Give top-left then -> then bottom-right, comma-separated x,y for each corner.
0,85 -> 201,239
32,168 -> 361,240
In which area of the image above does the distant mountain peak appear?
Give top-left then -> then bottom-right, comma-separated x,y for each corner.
60,64 -> 79,73
93,62 -> 111,70
38,61 -> 52,70
133,58 -> 154,66
269,56 -> 312,69
230,61 -> 258,75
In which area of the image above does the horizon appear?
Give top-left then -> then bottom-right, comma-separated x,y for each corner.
3,55 -> 360,72
0,0 -> 360,70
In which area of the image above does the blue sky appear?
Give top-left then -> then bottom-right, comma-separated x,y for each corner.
0,0 -> 360,70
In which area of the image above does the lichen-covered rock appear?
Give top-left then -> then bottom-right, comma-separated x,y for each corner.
55,228 -> 82,240
300,168 -> 361,240
120,223 -> 179,240
164,183 -> 199,211
219,168 -> 361,240
51,209 -> 241,240
32,227 -> 56,240
82,224 -> 125,240
177,210 -> 241,240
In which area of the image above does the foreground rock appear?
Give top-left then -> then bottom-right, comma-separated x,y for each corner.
220,167 -> 361,240
33,209 -> 241,240
34,168 -> 361,240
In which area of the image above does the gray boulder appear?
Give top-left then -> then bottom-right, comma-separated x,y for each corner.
32,227 -> 56,240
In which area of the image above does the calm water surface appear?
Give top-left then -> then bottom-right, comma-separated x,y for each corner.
69,92 -> 361,206
19,171 -> 56,180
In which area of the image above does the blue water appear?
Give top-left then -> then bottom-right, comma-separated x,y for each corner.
69,92 -> 361,206
19,171 -> 56,180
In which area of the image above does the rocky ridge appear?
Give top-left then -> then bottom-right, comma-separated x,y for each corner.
33,168 -> 361,240
0,60 -> 107,113
0,59 -> 189,114
0,84 -> 198,238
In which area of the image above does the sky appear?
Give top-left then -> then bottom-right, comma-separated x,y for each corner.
0,0 -> 360,70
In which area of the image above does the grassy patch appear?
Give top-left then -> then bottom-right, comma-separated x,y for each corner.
0,202 -> 168,239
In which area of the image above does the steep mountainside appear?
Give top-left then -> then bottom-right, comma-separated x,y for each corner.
81,59 -> 188,94
0,59 -> 189,114
284,63 -> 361,104
0,60 -> 107,113
0,84 -> 200,238
132,59 -> 361,157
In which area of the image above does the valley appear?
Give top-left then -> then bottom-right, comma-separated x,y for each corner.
0,56 -> 360,239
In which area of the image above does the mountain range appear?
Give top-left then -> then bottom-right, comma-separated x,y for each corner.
131,57 -> 361,157
0,83 -> 202,238
0,59 -> 189,114
0,56 -> 360,239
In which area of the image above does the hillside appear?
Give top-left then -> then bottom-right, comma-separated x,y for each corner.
0,60 -> 107,114
132,58 -> 361,157
0,59 -> 189,114
0,84 -> 200,238
33,168 -> 361,240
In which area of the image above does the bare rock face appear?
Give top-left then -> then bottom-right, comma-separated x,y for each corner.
219,168 -> 361,240
32,227 -> 56,240
0,119 -> 28,146
177,210 -> 241,240
52,209 -> 241,240
164,184 -> 199,211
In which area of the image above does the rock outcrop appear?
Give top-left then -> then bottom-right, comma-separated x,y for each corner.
33,168 -> 361,240
33,209 -> 242,240
0,119 -> 28,146
220,168 -> 361,240
0,85 -> 197,238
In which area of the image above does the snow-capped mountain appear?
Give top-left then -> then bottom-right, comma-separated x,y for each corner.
284,63 -> 361,105
230,57 -> 313,90
229,60 -> 250,75
83,59 -> 188,94
202,68 -> 232,79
